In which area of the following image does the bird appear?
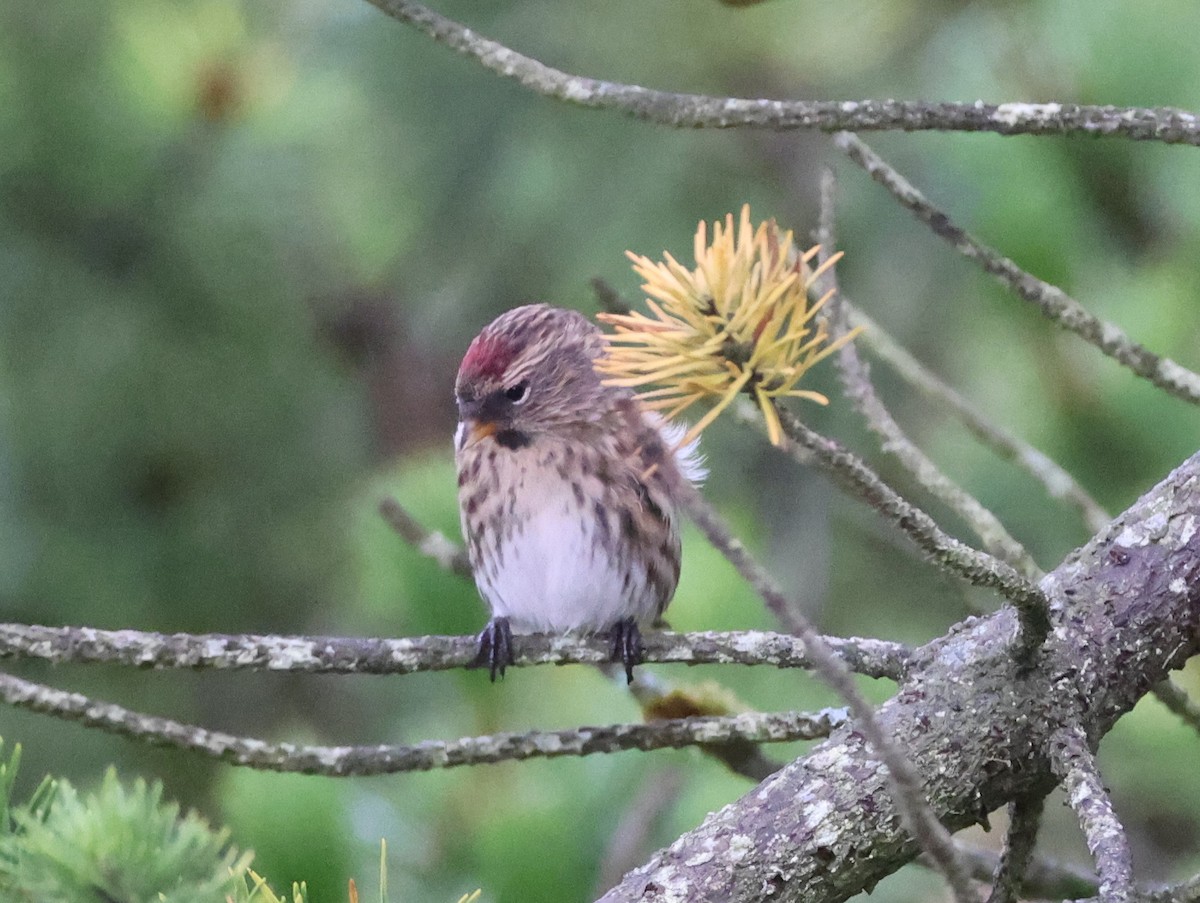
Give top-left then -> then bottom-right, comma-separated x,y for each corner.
453,303 -> 705,683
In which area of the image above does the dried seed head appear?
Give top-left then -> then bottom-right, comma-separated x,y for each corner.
597,205 -> 861,446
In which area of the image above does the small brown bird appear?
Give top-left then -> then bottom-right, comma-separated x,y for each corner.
454,304 -> 704,682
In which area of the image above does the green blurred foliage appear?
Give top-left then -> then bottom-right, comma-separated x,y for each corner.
1,0 -> 1199,899
218,767 -> 354,903
0,762 -> 248,902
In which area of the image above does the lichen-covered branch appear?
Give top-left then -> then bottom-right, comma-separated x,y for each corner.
0,623 -> 909,681
601,450 -> 1200,902
845,303 -> 1111,534
770,403 -> 1051,655
832,131 -> 1200,406
0,669 -> 841,776
1050,724 -> 1136,903
378,478 -> 910,681
833,314 -> 1041,577
985,791 -> 1048,903
363,0 -> 1200,145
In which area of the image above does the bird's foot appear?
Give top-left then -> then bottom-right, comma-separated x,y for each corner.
469,617 -> 514,682
610,617 -> 643,685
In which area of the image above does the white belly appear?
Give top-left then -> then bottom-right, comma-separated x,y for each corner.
473,482 -> 655,634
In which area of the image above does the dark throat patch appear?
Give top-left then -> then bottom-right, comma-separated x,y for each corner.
494,429 -> 532,450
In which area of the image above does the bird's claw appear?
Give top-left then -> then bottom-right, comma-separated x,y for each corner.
611,617 -> 643,685
470,617 -> 514,682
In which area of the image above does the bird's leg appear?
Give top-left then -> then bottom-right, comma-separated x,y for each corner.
469,617 -> 514,682
610,617 -> 643,684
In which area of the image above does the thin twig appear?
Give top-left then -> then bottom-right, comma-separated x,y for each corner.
770,403 -> 1050,658
593,766 -> 686,898
678,479 -> 981,903
986,791 -> 1048,903
0,623 -> 910,680
363,0 -> 1200,145
678,487 -> 810,636
1151,679 -> 1200,738
590,276 -> 630,316
1050,724 -> 1136,903
816,167 -> 1041,579
845,302 -> 1111,534
832,131 -> 1200,406
378,497 -> 472,578
0,670 -> 839,776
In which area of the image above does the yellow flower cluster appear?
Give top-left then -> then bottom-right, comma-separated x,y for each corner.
597,205 -> 858,446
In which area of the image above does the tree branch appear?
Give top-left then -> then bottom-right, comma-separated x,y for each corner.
770,403 -> 1051,656
1150,678 -> 1200,738
985,791 -> 1048,903
600,449 -> 1200,902
362,0 -> 1200,145
0,669 -> 842,776
831,131 -> 1200,406
378,497 -> 472,578
0,623 -> 910,681
1050,724 -> 1136,903
678,485 -> 809,636
378,482 -> 912,681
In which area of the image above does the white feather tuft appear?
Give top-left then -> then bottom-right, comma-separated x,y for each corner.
651,415 -> 708,485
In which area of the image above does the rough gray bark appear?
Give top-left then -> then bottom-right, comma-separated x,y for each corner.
600,451 -> 1200,902
0,626 -> 908,680
366,0 -> 1200,146
0,671 -> 845,776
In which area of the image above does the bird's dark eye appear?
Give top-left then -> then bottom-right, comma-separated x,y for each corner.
504,381 -> 529,403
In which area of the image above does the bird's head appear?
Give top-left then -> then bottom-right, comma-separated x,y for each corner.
455,304 -> 616,451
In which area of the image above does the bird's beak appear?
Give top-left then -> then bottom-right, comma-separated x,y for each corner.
459,418 -> 497,450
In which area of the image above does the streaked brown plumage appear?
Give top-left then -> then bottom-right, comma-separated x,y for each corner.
454,304 -> 704,681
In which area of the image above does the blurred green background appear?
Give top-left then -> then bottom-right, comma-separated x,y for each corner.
1,0 -> 1199,899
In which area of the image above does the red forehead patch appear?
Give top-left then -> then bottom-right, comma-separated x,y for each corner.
460,333 -> 517,381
